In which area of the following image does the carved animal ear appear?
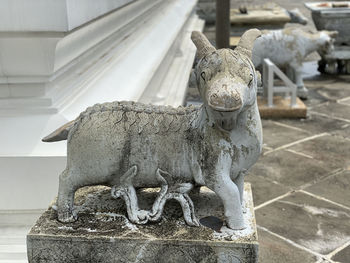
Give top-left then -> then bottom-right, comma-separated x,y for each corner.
189,69 -> 198,89
235,29 -> 261,59
191,31 -> 216,60
326,31 -> 338,38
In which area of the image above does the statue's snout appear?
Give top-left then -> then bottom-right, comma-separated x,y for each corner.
207,81 -> 242,112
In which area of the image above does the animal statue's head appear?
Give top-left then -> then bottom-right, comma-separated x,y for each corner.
317,30 -> 338,55
191,29 -> 261,131
287,8 -> 308,25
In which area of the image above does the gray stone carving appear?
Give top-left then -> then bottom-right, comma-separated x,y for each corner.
42,29 -> 262,230
252,27 -> 338,98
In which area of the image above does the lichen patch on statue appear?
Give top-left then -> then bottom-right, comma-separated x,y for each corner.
43,29 -> 263,231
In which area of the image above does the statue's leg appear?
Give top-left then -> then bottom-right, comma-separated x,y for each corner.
172,192 -> 199,226
233,171 -> 246,213
286,65 -> 295,82
149,169 -> 169,220
57,169 -> 77,223
233,171 -> 246,205
111,166 -> 149,224
148,169 -> 199,226
292,65 -> 308,99
206,175 -> 245,230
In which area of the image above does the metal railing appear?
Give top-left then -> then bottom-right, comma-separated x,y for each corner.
262,58 -> 297,108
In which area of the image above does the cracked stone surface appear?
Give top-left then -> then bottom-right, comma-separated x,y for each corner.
261,120 -> 310,149
288,134 -> 350,170
311,102 -> 350,121
331,244 -> 350,263
249,150 -> 334,188
256,192 -> 350,255
27,184 -> 258,263
277,114 -> 350,136
305,170 -> 350,208
257,227 -> 318,263
245,174 -> 291,206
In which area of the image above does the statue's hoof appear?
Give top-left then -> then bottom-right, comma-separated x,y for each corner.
58,210 -> 77,223
226,218 -> 246,230
297,86 -> 308,100
137,210 -> 149,221
186,216 -> 200,227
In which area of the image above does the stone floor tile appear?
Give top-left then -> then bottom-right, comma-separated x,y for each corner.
261,120 -> 310,149
255,192 -> 350,255
257,227 -> 318,263
245,174 -> 291,206
289,134 -> 350,171
311,102 -> 350,122
305,170 -> 350,208
318,80 -> 350,102
249,150 -> 334,188
339,97 -> 350,106
331,126 -> 350,140
276,114 -> 350,136
331,244 -> 350,263
304,86 -> 330,107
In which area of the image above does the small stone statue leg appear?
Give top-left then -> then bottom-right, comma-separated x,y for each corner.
172,192 -> 199,226
111,166 -> 148,224
57,169 -> 77,222
149,169 -> 199,226
234,171 -> 246,213
208,178 -> 244,230
291,65 -> 308,99
149,169 -> 169,220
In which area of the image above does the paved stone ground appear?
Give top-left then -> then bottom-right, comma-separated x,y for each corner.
188,1 -> 350,262
251,71 -> 350,263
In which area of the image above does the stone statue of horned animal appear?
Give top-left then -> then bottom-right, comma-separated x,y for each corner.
252,27 -> 337,99
42,29 -> 263,230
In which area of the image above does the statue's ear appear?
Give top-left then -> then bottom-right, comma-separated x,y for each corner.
189,69 -> 198,90
235,29 -> 261,59
326,30 -> 338,38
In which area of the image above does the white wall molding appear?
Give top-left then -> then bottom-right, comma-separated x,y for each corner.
0,0 -> 135,32
0,0 -> 201,214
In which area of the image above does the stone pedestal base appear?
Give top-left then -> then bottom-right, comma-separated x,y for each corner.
27,183 -> 258,262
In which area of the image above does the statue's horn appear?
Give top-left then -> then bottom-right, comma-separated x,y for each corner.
235,29 -> 261,59
191,31 -> 216,59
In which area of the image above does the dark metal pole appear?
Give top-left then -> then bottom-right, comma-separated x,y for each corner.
216,0 -> 230,49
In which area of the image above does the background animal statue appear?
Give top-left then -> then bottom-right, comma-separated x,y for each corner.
287,8 -> 308,25
42,29 -> 263,230
252,27 -> 337,98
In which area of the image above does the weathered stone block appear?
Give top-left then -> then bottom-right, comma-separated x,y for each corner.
27,183 -> 258,262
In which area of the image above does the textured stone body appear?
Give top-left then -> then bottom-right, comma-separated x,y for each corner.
27,184 -> 258,263
66,102 -> 201,188
43,29 -> 263,230
252,27 -> 337,97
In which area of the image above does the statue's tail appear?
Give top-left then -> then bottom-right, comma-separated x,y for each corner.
42,120 -> 75,142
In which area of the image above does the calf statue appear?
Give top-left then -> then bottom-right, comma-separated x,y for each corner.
43,29 -> 263,230
252,27 -> 337,98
